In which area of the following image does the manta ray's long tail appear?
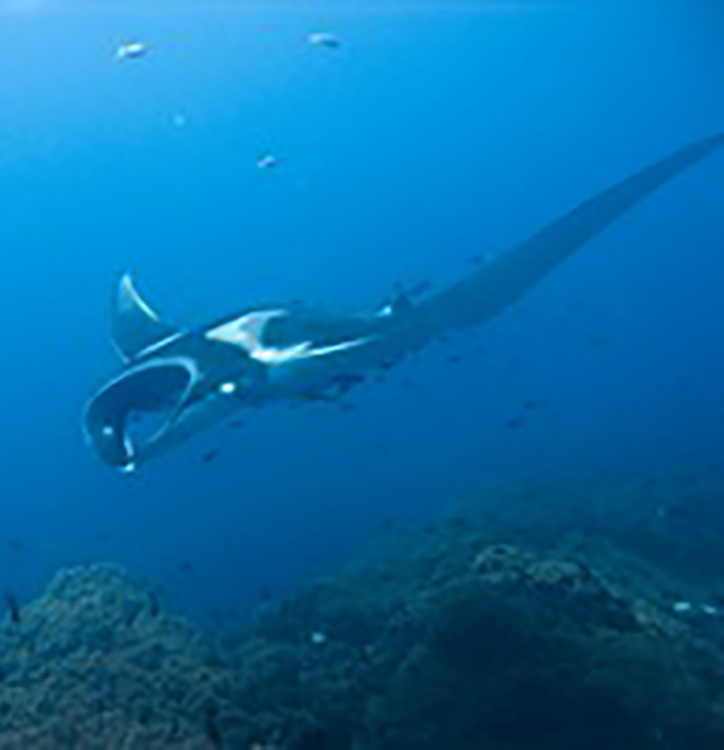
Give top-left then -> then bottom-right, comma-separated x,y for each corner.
411,133 -> 723,339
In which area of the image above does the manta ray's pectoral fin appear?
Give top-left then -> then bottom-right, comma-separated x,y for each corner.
417,132 -> 724,334
113,274 -> 181,361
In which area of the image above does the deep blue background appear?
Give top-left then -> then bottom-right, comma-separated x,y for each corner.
0,0 -> 721,624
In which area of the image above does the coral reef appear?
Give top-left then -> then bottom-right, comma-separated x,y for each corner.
3,516 -> 724,748
0,564 -> 233,749
231,525 -> 724,749
453,475 -> 724,588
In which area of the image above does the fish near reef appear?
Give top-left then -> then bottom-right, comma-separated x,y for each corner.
4,593 -> 21,624
83,135 -> 724,470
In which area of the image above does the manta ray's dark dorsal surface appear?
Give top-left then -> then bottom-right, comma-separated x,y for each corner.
84,134 -> 723,471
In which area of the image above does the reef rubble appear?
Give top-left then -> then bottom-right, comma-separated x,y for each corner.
2,520 -> 724,749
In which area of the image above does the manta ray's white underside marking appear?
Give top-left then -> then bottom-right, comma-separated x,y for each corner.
205,309 -> 369,365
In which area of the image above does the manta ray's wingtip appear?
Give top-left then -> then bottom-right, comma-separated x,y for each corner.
118,270 -> 145,306
112,271 -> 180,361
694,132 -> 724,154
669,132 -> 724,165
119,270 -> 135,292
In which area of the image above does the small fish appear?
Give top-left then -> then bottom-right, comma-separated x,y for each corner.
587,333 -> 610,349
115,41 -> 149,62
211,608 -> 226,629
408,279 -> 432,298
5,539 -> 25,553
303,551 -> 322,566
504,416 -> 524,430
297,391 -> 336,402
228,419 -> 246,429
392,279 -> 431,301
256,153 -> 279,170
201,448 -> 220,464
522,398 -> 545,411
307,31 -> 342,49
380,516 -> 397,531
4,593 -> 20,624
330,373 -> 365,395
467,253 -> 494,266
640,474 -> 659,491
178,560 -> 194,574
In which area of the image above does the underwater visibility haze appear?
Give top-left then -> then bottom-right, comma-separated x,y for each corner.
0,0 -> 723,746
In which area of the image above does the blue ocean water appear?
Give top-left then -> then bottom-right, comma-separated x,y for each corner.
0,0 -> 721,629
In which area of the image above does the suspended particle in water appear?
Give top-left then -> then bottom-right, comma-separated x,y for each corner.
171,112 -> 188,129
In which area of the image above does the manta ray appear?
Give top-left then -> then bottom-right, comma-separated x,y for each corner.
84,134 -> 723,471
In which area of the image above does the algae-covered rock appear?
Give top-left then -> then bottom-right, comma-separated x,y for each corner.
2,523 -> 724,749
0,564 -> 235,749
229,533 -> 724,750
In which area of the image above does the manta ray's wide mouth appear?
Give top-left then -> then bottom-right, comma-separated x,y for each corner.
84,358 -> 196,469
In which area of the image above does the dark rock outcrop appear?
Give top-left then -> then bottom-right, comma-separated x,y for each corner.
2,522 -> 724,749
